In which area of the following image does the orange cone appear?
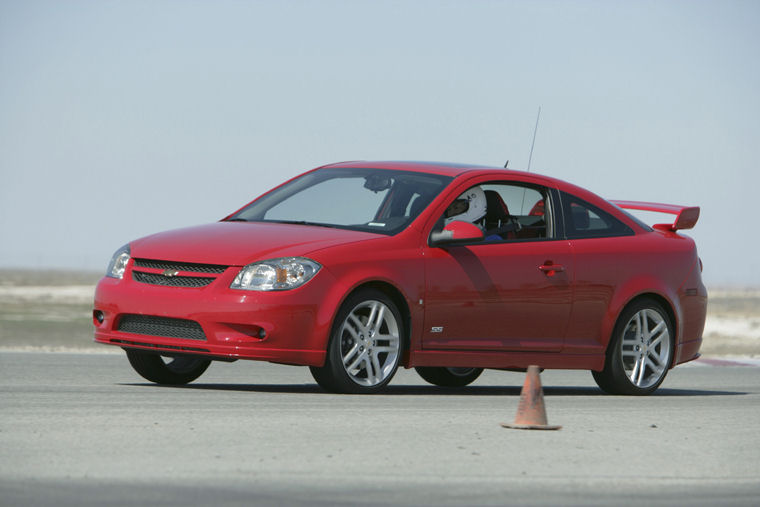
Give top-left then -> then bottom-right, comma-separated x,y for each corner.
501,365 -> 561,430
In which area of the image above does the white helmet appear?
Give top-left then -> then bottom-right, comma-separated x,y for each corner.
444,186 -> 487,226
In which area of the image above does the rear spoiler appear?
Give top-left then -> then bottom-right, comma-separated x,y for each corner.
610,200 -> 700,232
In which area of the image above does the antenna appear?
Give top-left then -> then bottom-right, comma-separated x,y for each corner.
526,106 -> 541,172
520,106 -> 542,213
503,160 -> 509,168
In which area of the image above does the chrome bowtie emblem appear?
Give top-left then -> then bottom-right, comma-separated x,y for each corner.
162,269 -> 180,277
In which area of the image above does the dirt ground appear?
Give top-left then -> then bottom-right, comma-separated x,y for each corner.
0,269 -> 757,356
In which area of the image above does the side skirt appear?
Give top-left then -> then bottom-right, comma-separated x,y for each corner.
406,349 -> 605,371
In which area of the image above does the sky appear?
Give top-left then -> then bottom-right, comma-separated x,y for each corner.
0,0 -> 758,286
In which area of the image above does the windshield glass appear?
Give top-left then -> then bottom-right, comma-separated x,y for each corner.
229,167 -> 453,235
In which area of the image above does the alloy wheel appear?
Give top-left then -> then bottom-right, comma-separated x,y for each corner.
620,308 -> 671,389
339,300 -> 400,387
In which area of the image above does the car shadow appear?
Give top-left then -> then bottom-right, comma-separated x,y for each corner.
120,383 -> 746,397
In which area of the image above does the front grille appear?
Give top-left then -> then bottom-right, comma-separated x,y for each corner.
117,315 -> 207,341
133,271 -> 215,288
133,258 -> 227,274
131,258 -> 228,288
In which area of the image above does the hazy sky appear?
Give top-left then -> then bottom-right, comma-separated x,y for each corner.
1,0 -> 758,286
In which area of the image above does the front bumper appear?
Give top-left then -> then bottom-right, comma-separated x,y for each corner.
93,265 -> 336,366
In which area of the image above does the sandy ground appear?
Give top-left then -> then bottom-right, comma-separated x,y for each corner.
700,289 -> 760,356
0,269 -> 757,357
0,270 -> 100,352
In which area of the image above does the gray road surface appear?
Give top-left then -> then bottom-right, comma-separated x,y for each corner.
1,352 -> 759,506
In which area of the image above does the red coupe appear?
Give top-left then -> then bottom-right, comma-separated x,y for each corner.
93,161 -> 706,394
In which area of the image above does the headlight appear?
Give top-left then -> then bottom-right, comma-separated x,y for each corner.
106,244 -> 131,279
231,257 -> 321,291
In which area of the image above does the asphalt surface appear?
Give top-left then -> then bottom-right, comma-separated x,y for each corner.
1,352 -> 759,506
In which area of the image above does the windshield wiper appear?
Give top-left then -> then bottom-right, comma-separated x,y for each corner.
225,218 -> 248,222
269,220 -> 336,228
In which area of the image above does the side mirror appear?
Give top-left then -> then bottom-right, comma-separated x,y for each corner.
429,220 -> 485,247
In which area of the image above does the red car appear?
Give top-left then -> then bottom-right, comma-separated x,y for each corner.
93,161 -> 706,394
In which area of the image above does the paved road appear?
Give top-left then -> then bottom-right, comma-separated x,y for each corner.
1,352 -> 759,506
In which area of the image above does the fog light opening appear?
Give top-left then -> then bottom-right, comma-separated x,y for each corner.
93,310 -> 105,325
258,328 -> 267,339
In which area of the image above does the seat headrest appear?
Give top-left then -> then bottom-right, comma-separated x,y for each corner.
571,205 -> 590,229
484,190 -> 510,219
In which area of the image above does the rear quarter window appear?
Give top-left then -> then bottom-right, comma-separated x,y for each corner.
560,191 -> 634,239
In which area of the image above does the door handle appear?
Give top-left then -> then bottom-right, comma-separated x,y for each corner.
539,263 -> 565,274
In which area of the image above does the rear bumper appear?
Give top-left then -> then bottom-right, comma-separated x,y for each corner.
675,337 -> 703,365
675,271 -> 707,366
93,267 -> 335,366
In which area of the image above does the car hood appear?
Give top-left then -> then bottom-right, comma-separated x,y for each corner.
130,222 -> 382,266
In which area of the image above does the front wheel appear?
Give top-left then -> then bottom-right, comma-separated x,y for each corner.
310,289 -> 403,394
125,349 -> 211,385
592,299 -> 674,395
415,367 -> 484,387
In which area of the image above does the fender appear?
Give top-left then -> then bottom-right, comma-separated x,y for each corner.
601,274 -> 682,364
308,235 -> 426,364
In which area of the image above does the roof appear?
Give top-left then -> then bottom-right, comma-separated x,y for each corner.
319,160 -> 576,187
320,160 -> 507,177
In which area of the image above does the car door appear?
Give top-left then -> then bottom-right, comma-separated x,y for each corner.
422,181 -> 574,352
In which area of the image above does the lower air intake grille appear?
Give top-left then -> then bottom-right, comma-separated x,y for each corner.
117,315 -> 206,341
133,271 -> 214,287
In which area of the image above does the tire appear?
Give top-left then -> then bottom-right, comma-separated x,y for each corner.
125,349 -> 211,385
310,289 -> 404,394
592,298 -> 674,395
415,367 -> 484,387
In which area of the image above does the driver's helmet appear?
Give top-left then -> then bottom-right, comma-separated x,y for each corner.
444,186 -> 487,226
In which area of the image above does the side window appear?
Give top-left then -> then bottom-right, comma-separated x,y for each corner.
436,182 -> 554,241
561,192 -> 633,239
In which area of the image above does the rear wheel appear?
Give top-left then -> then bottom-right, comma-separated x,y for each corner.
593,299 -> 673,395
125,349 -> 210,385
415,367 -> 483,387
310,289 -> 403,394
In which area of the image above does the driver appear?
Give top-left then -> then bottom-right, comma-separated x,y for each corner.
444,186 -> 487,227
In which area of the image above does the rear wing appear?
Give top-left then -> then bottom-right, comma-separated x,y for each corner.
610,200 -> 700,232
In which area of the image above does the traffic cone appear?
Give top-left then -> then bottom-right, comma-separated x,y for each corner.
501,365 -> 561,430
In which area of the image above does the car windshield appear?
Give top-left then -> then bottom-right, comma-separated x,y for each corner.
229,167 -> 453,235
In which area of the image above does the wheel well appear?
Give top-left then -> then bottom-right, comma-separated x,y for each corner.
343,281 -> 412,355
614,293 -> 678,361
